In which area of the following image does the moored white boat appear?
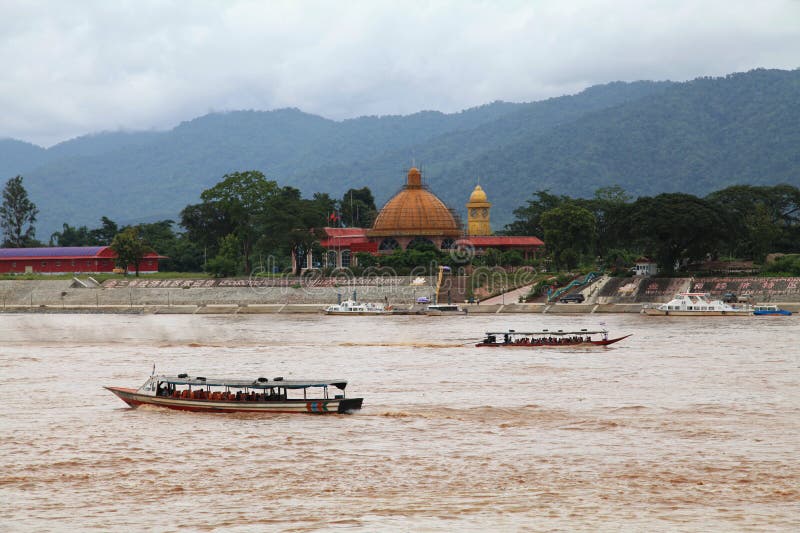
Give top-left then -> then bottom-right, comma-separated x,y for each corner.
642,292 -> 752,316
106,374 -> 363,414
323,299 -> 391,315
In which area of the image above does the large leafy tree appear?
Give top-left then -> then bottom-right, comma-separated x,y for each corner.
50,223 -> 91,247
1,175 -> 39,247
626,193 -> 727,271
706,184 -> 800,260
88,216 -> 119,245
181,171 -> 280,273
503,190 -> 568,237
110,227 -> 150,276
206,234 -> 241,277
257,186 -> 329,274
540,203 -> 597,269
339,187 -> 378,228
575,186 -> 632,256
134,220 -> 202,272
50,216 -> 119,247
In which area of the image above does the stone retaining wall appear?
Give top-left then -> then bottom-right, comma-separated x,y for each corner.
2,277 -> 800,314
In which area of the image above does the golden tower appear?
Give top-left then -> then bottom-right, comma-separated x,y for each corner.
466,184 -> 491,236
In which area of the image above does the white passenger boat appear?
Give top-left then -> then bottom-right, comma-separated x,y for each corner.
323,299 -> 391,315
106,374 -> 363,414
642,292 -> 752,316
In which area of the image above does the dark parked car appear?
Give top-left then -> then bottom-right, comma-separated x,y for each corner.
559,293 -> 585,303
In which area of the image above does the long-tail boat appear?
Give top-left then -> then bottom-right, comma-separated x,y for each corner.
476,328 -> 630,348
106,374 -> 363,414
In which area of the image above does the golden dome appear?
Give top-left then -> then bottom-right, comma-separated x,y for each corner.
469,185 -> 488,203
368,168 -> 461,237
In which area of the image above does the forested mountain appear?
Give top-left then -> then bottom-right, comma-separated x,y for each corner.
1,68 -> 797,236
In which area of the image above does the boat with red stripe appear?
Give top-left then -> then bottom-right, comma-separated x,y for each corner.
105,373 -> 363,414
476,328 -> 630,348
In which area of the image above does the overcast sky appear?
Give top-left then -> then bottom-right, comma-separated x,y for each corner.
1,0 -> 798,147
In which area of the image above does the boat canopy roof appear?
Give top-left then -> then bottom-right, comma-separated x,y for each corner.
153,375 -> 347,390
486,329 -> 607,336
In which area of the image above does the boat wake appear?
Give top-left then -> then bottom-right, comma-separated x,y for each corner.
338,341 -> 464,348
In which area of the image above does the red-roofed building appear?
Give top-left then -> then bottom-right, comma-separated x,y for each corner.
0,246 -> 163,274
312,172 -> 544,268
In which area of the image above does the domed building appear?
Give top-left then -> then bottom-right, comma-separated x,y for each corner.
315,168 -> 543,269
367,167 -> 462,251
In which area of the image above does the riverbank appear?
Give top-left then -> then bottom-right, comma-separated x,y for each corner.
1,277 -> 799,314
3,302 -> 800,315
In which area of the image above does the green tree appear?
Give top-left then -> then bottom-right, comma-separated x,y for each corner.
206,234 -> 241,277
504,190 -> 567,237
50,216 -> 119,247
132,220 -> 203,272
110,227 -> 150,276
575,186 -> 633,257
501,249 -> 524,266
87,217 -> 119,246
706,184 -> 800,259
339,187 -> 378,228
1,175 -> 39,247
50,223 -> 91,246
182,171 -> 280,273
540,204 -> 597,269
626,193 -> 726,272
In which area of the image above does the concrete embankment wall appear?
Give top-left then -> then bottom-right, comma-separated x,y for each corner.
2,277 -> 800,314
0,279 -> 436,313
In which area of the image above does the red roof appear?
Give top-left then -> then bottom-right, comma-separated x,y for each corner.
0,246 -> 164,260
320,227 -> 370,248
457,236 -> 544,247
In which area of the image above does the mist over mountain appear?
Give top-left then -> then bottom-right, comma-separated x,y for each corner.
1,68 -> 797,237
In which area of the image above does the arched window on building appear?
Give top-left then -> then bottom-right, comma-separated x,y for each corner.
440,238 -> 455,250
341,250 -> 352,268
407,236 -> 434,250
326,250 -> 337,268
379,238 -> 400,251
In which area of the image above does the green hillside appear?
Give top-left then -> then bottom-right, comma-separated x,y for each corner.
438,68 -> 800,227
1,68 -> 797,236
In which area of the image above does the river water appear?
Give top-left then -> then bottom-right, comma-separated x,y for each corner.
1,313 -> 798,531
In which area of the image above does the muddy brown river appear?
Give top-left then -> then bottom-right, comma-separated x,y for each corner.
1,313 -> 798,531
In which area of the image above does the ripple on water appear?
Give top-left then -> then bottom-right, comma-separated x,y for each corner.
0,312 -> 798,530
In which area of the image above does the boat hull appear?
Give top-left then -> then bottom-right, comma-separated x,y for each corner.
323,311 -> 391,316
105,387 -> 363,414
476,335 -> 631,348
642,309 -> 751,316
753,310 -> 792,316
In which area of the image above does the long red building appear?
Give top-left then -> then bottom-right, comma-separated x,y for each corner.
0,246 -> 162,274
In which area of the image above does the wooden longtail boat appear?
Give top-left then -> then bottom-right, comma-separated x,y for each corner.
476,329 -> 630,348
105,374 -> 363,414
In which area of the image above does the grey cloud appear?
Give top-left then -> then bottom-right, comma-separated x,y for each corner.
0,0 -> 798,146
